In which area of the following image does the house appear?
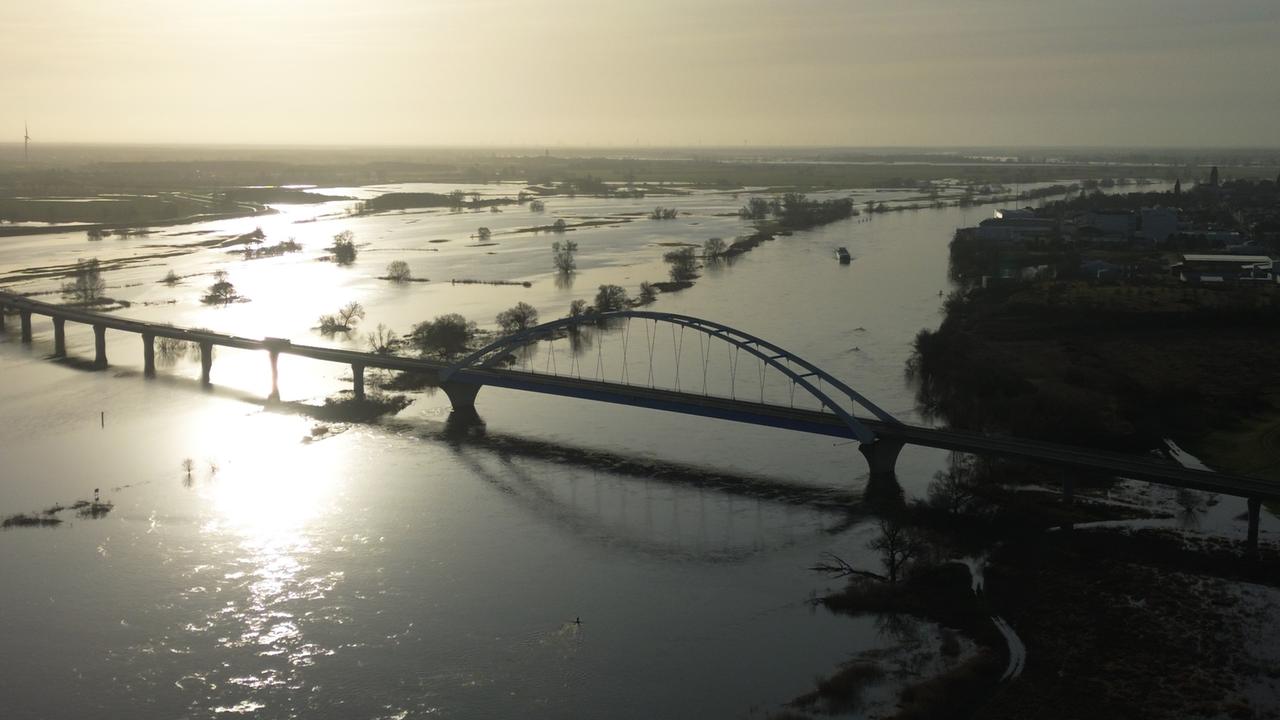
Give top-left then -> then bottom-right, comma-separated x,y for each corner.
1173,254 -> 1273,284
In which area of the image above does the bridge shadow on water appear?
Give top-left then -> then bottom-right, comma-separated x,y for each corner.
378,410 -> 905,562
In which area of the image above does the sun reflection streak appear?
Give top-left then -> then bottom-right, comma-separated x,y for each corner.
187,411 -> 348,689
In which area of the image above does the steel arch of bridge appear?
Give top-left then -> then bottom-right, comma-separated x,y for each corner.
440,310 -> 901,444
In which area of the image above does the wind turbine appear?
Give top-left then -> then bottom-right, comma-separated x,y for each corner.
24,121 -> 30,162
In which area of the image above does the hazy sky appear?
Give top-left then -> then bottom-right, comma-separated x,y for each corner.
4,0 -> 1278,147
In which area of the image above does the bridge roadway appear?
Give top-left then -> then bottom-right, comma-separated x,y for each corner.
3,290 -> 1277,545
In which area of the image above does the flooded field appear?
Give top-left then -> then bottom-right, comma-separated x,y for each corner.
1,179 -> 1198,718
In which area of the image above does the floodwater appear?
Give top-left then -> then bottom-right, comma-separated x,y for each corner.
0,178 -> 1210,719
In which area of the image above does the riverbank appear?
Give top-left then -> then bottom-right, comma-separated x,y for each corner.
785,472 -> 1280,719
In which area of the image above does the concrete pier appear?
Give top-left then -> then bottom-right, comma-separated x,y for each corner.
441,381 -> 481,411
352,363 -> 365,401
859,438 -> 905,481
268,350 -> 280,400
142,333 -> 156,377
92,324 -> 107,369
1247,497 -> 1262,555
53,318 -> 66,357
20,310 -> 32,343
199,342 -> 213,386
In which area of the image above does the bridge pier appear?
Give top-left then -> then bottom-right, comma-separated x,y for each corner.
859,438 -> 904,481
442,381 -> 481,412
92,324 -> 107,369
1247,497 -> 1261,555
53,318 -> 66,357
142,333 -> 156,377
20,310 -> 32,343
268,350 -> 280,401
0,305 -> 5,330
352,363 -> 365,401
199,342 -> 213,387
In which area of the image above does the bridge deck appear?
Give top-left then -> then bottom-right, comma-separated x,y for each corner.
4,290 -> 1279,502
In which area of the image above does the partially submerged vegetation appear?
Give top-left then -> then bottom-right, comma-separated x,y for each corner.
3,491 -> 114,529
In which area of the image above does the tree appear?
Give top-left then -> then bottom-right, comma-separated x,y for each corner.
62,258 -> 107,304
330,230 -> 357,265
703,237 -> 727,258
569,299 -> 588,318
477,227 -> 492,243
449,190 -> 467,210
638,281 -> 657,304
552,240 -> 578,274
86,228 -> 104,241
529,199 -> 546,212
161,269 -> 181,286
495,302 -> 539,334
867,518 -> 928,588
650,206 -> 678,220
385,260 -> 412,282
739,197 -> 771,220
410,314 -> 477,358
1173,178 -> 1182,199
318,301 -> 365,333
201,270 -> 240,306
366,324 -> 400,355
594,284 -> 629,312
663,246 -> 698,282
1209,166 -> 1220,187
551,218 -> 567,233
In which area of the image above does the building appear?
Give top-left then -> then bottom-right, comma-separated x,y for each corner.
1138,207 -> 1179,244
1173,254 -> 1274,284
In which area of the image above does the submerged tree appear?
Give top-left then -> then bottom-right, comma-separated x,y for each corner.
477,227 -> 492,243
703,237 -> 727,259
594,284 -> 629,312
201,270 -> 241,306
385,260 -> 412,282
663,246 -> 698,282
62,258 -> 107,304
317,301 -> 365,334
329,230 -> 357,265
366,323 -> 401,355
495,302 -> 539,335
410,314 -> 477,358
552,239 -> 578,274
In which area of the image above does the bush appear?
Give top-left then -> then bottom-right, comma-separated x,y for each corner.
61,258 -> 106,304
650,206 -> 679,220
385,260 -> 412,282
638,281 -> 657,303
594,284 -> 629,312
529,199 -> 546,212
329,230 -> 357,265
663,246 -> 699,282
477,227 -> 492,243
552,240 -> 578,274
161,269 -> 180,286
552,218 -> 567,233
703,237 -> 727,258
495,302 -> 539,335
410,314 -> 477,358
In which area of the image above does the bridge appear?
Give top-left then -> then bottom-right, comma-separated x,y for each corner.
1,291 -> 1274,550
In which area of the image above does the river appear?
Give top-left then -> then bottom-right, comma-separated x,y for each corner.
0,180 -> 1162,718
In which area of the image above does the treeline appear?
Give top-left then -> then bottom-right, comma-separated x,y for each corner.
739,193 -> 856,229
